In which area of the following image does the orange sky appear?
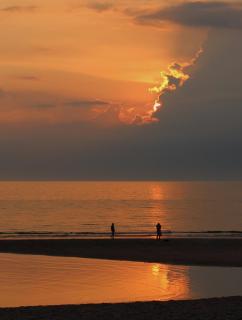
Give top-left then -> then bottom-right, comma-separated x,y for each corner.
0,0 -> 207,125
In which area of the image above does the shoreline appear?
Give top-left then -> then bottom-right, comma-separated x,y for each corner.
0,297 -> 242,320
0,238 -> 242,267
0,230 -> 242,240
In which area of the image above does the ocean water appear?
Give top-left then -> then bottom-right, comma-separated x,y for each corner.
0,181 -> 242,238
1,253 -> 242,307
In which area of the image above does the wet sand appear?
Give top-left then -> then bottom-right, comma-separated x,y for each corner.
0,297 -> 242,320
0,238 -> 242,267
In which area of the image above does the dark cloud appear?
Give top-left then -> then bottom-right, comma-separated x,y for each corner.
0,6 -> 37,13
86,1 -> 113,12
31,103 -> 55,109
15,75 -> 40,81
65,99 -> 109,107
0,90 -> 59,112
136,2 -> 242,29
94,105 -> 121,126
0,88 -> 6,97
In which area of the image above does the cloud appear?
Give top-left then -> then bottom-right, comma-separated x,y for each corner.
85,1 -> 113,12
31,103 -> 55,109
1,25 -> 242,179
94,105 -> 122,126
15,75 -> 40,81
0,88 -> 6,97
64,99 -> 109,107
2,28 -> 242,181
0,6 -> 37,13
148,29 -> 242,155
0,89 -> 116,125
136,1 -> 242,29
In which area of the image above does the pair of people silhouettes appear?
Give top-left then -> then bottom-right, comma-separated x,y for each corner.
110,223 -> 162,240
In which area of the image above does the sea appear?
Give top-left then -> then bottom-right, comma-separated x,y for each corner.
0,181 -> 241,239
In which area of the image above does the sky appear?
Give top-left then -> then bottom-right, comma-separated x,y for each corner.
1,0 -> 242,180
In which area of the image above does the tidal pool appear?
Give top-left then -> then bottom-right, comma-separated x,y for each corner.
0,253 -> 241,307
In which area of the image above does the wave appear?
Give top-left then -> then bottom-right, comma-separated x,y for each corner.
0,230 -> 242,239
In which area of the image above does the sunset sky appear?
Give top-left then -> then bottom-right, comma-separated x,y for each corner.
1,0 -> 242,180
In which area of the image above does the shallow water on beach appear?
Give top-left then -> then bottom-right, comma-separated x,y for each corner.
0,181 -> 242,238
0,253 -> 242,307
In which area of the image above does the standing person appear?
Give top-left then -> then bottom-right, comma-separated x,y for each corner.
111,223 -> 115,239
156,222 -> 162,240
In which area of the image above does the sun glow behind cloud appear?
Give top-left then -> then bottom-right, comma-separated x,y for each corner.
128,48 -> 203,125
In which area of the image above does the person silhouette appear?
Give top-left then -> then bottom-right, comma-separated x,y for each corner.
156,223 -> 162,240
111,223 -> 115,239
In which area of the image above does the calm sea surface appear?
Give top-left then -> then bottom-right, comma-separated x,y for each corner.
0,181 -> 242,238
1,253 -> 242,307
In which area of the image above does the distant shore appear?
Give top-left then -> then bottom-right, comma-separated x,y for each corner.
0,297 -> 242,320
0,238 -> 242,267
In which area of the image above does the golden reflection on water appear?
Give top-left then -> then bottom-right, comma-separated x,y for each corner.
152,263 -> 161,275
150,184 -> 165,201
151,263 -> 189,297
0,254 -> 190,307
148,183 -> 168,230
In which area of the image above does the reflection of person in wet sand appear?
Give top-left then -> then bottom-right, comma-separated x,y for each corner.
111,223 -> 115,239
156,223 -> 162,240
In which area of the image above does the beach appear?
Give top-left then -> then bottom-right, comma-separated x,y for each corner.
0,297 -> 242,320
0,238 -> 242,267
1,238 -> 242,319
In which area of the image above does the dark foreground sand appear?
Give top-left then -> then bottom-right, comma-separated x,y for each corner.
0,238 -> 242,267
0,297 -> 242,320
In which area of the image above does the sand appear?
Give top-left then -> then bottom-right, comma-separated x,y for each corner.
0,297 -> 242,320
0,238 -> 242,267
